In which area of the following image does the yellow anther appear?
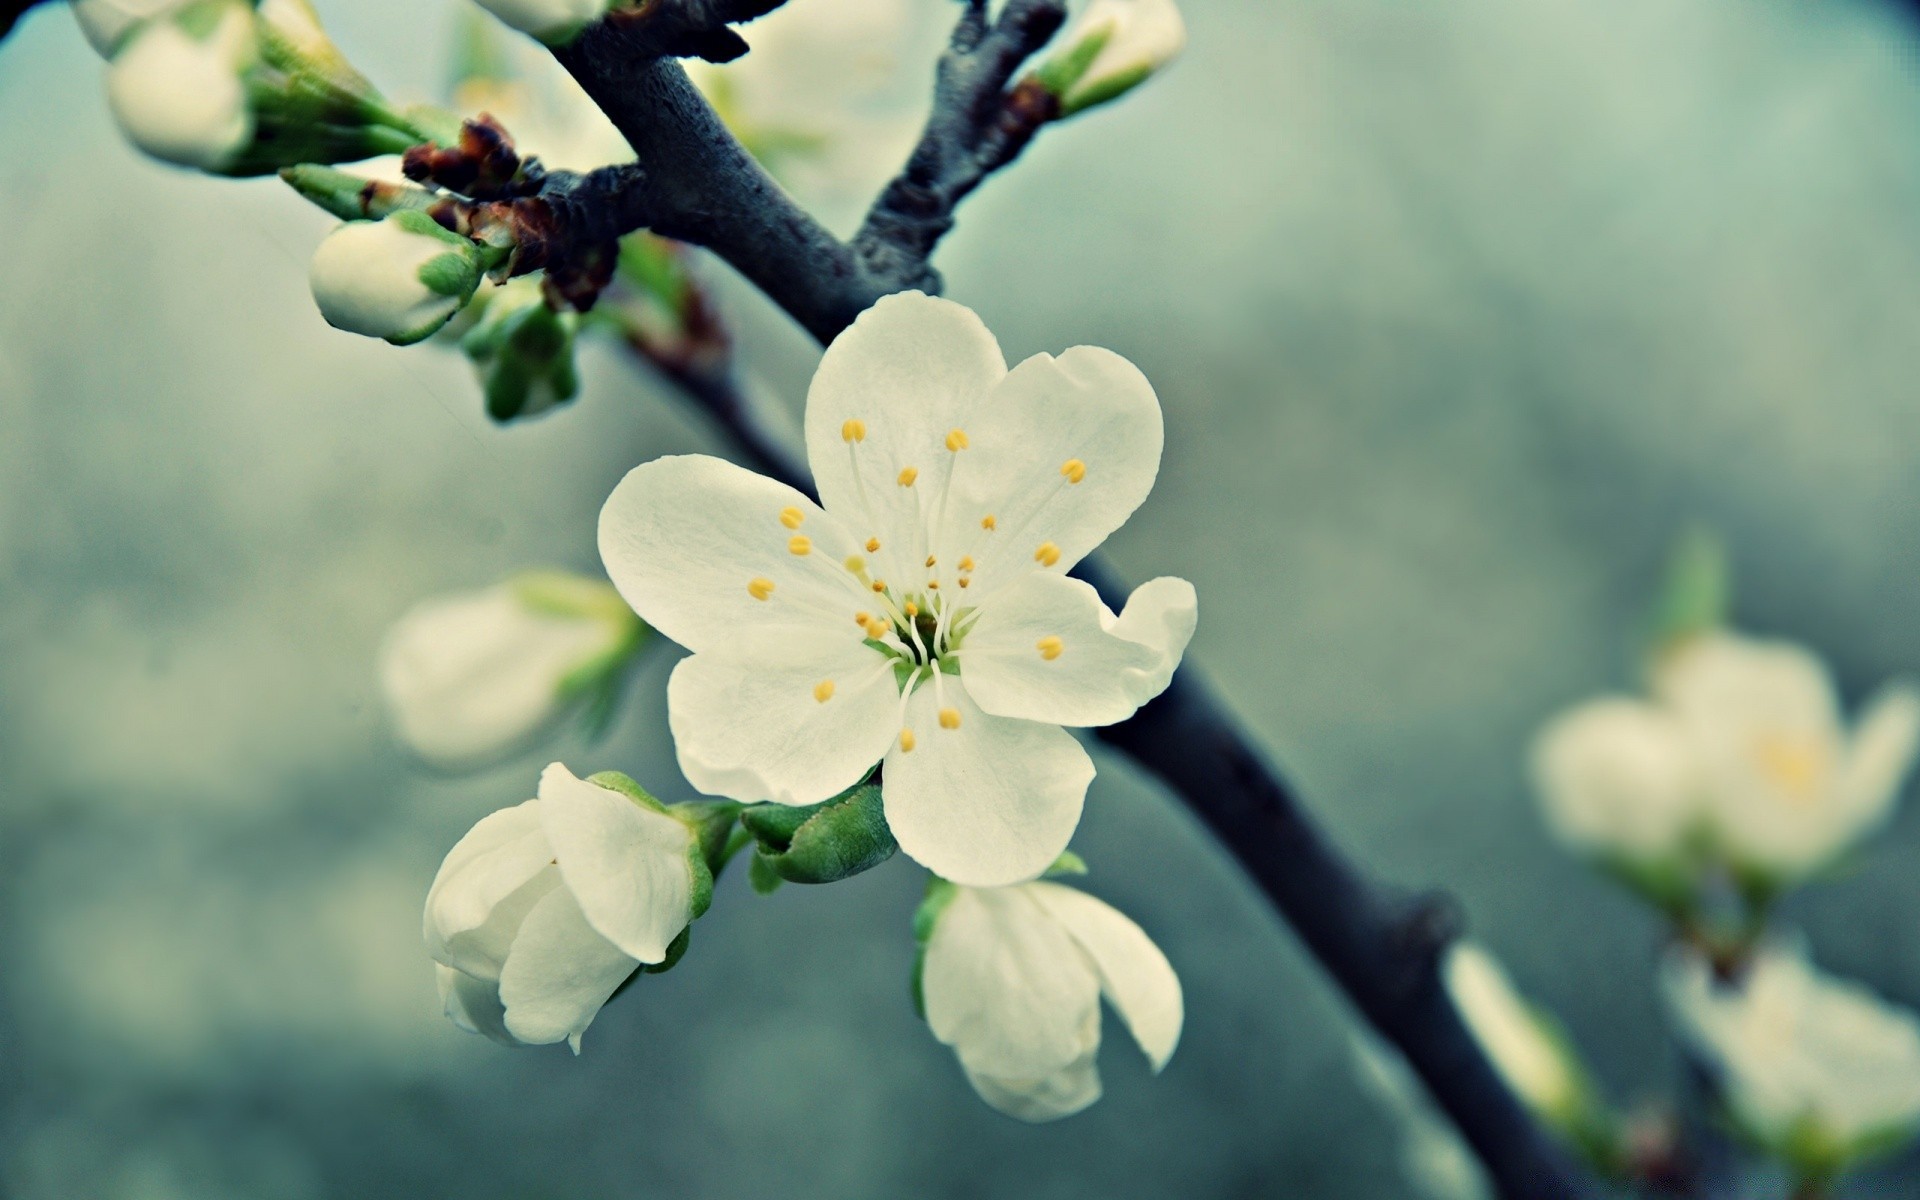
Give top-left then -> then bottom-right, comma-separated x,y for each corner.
959,556 -> 976,571
872,580 -> 887,593
927,580 -> 939,590
904,600 -> 919,618
925,555 -> 937,568
1034,541 -> 1061,567
1037,636 -> 1064,661
899,728 -> 917,753
897,466 -> 919,487
747,578 -> 775,601
788,535 -> 812,556
866,537 -> 881,553
981,514 -> 997,530
864,617 -> 888,638
780,506 -> 805,529
854,611 -> 872,628
1061,458 -> 1087,484
938,707 -> 962,730
946,428 -> 970,451
813,680 -> 836,703
844,555 -> 866,573
958,578 -> 971,588
841,419 -> 866,443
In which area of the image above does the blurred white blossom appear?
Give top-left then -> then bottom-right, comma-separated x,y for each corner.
71,0 -> 181,56
104,0 -> 255,171
917,878 -> 1182,1121
599,292 -> 1195,886
1038,0 -> 1187,117
425,764 -> 706,1053
1532,630 -> 1920,888
1665,941 -> 1920,1175
379,571 -> 644,769
1443,943 -> 1585,1124
470,0 -> 615,47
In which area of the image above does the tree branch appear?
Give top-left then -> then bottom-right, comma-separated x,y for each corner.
0,0 -> 47,43
556,7 -> 1600,1197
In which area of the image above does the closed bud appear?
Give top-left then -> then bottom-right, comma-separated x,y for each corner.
309,211 -> 487,346
1035,0 -> 1186,117
72,0 -> 179,57
379,570 -> 646,769
471,0 -> 619,47
740,781 -> 895,886
105,0 -> 257,172
461,277 -> 582,422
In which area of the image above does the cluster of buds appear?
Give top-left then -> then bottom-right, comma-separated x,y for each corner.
80,0 -> 445,175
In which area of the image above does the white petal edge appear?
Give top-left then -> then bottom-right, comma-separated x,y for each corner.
962,573 -> 1194,728
1840,682 -> 1920,824
964,1041 -> 1104,1123
882,687 -> 1092,887
537,763 -> 695,964
423,799 -> 553,972
436,963 -> 516,1046
1027,881 -> 1183,1071
497,885 -> 638,1052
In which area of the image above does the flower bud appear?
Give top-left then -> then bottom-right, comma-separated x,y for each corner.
309,211 -> 487,346
1444,943 -> 1605,1141
740,781 -> 895,887
470,0 -> 618,47
105,0 -> 257,172
425,763 -> 710,1052
71,0 -> 179,57
1035,0 -> 1186,117
461,278 -> 582,422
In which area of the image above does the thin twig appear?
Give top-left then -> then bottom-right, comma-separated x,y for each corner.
555,6 -> 1601,1196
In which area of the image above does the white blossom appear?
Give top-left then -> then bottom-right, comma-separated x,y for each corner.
1444,943 -> 1582,1121
104,0 -> 256,172
71,0 -> 180,57
1040,0 -> 1187,116
470,0 -> 616,46
378,572 -> 642,770
308,212 -> 486,346
1531,631 -> 1919,885
599,292 -> 1196,886
1665,941 -> 1920,1167
425,763 -> 702,1052
919,880 -> 1181,1121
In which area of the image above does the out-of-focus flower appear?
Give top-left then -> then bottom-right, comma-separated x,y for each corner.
379,571 -> 645,769
1532,631 -> 1918,891
1444,943 -> 1593,1128
104,0 -> 255,170
598,292 -> 1195,886
470,0 -> 616,47
309,211 -> 488,346
1034,0 -> 1187,117
426,764 -> 716,1052
71,0 -> 179,57
916,878 -> 1181,1121
1665,941 -> 1920,1177
1655,632 -> 1920,886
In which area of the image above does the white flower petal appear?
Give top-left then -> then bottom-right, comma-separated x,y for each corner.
923,887 -> 1102,1079
378,585 -> 619,769
1028,881 -> 1183,1071
883,686 -> 1092,886
423,800 -> 560,978
536,763 -> 695,963
803,292 -> 1008,590
962,573 -> 1194,728
667,632 -> 900,805
963,1040 -> 1105,1123
1839,682 -> 1920,829
1444,944 -> 1577,1117
436,963 -> 516,1046
599,454 -> 869,655
104,6 -> 255,171
936,345 -> 1162,597
497,885 -> 638,1050
1528,698 -> 1701,861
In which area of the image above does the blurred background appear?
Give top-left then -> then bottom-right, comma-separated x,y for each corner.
4,0 -> 1920,1194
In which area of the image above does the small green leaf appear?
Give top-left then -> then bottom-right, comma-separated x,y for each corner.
1045,850 -> 1089,878
748,852 -> 785,895
1644,526 -> 1730,655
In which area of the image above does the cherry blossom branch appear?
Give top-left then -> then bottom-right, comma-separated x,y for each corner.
551,8 -> 1599,1197
0,0 -> 45,41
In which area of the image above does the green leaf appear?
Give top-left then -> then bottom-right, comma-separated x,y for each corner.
740,781 -> 896,885
1034,25 -> 1113,98
748,852 -> 785,896
1045,850 -> 1089,878
1644,525 -> 1730,655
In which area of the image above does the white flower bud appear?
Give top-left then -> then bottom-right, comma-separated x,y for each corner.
470,0 -> 617,46
1530,698 -> 1701,867
1039,0 -> 1186,116
1444,943 -> 1584,1123
1665,942 -> 1920,1172
425,764 -> 704,1052
71,0 -> 181,57
379,572 -> 643,769
308,212 -> 486,346
104,0 -> 256,171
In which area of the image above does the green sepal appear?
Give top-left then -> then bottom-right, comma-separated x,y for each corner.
462,283 -> 582,423
642,925 -> 692,975
1044,850 -> 1089,878
1643,526 -> 1730,659
909,876 -> 960,1020
417,250 -> 482,300
740,781 -> 896,885
278,164 -> 437,221
1034,25 -> 1112,99
1061,63 -> 1152,116
748,852 -> 785,896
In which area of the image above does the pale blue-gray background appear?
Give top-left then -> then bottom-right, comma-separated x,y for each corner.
3,0 -> 1920,1195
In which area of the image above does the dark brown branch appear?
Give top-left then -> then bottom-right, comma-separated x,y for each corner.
555,9 -> 1601,1199
0,0 -> 46,42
